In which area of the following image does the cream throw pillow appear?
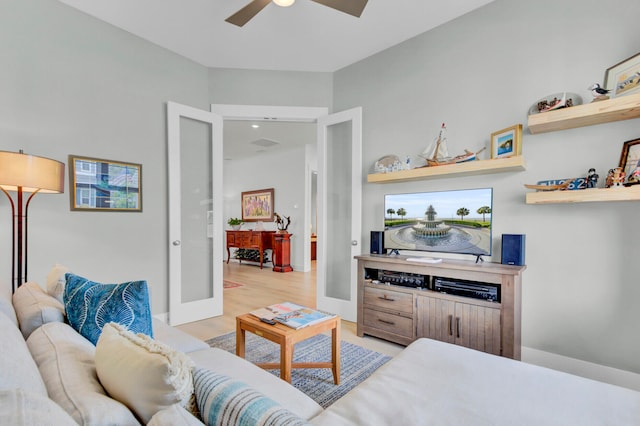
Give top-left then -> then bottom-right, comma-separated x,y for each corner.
95,322 -> 195,424
45,264 -> 70,303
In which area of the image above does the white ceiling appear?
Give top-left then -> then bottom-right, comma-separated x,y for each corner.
57,0 -> 495,72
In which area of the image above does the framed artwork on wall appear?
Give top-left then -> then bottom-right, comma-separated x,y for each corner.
241,188 -> 274,222
618,138 -> 640,186
604,52 -> 640,98
68,155 -> 142,212
490,124 -> 522,159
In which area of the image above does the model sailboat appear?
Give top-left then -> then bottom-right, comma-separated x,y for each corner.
419,123 -> 484,167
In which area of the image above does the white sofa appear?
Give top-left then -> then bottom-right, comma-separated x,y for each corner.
2,280 -> 640,425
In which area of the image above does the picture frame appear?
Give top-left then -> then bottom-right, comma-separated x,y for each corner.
68,155 -> 142,212
604,52 -> 640,98
490,124 -> 522,159
618,138 -> 640,185
241,188 -> 274,222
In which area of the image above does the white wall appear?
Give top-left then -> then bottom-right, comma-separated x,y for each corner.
223,146 -> 310,271
333,0 -> 640,373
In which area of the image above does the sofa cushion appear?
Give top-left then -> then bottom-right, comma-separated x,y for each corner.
0,311 -> 47,396
46,263 -> 70,304
26,322 -> 140,425
0,389 -> 77,425
193,368 -> 309,426
188,348 -> 323,420
12,281 -> 65,339
147,404 -> 205,426
63,273 -> 153,345
153,318 -> 210,353
95,322 -> 195,424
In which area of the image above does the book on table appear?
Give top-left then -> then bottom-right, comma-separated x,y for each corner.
250,302 -> 335,329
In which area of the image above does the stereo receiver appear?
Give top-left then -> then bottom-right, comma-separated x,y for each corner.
433,277 -> 500,302
377,270 -> 428,289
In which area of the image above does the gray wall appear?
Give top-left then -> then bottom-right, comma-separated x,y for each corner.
3,0 -> 640,375
334,0 -> 640,373
0,0 -> 210,312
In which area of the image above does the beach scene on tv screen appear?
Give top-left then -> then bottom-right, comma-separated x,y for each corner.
384,188 -> 492,255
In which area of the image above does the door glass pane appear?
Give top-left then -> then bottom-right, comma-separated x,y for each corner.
180,117 -> 213,302
324,121 -> 352,301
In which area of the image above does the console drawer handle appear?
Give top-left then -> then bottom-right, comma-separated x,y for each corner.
448,315 -> 453,336
378,296 -> 396,302
378,319 -> 395,325
456,317 -> 461,339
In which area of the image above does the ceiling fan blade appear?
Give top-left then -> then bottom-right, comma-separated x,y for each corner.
310,0 -> 368,17
225,0 -> 272,27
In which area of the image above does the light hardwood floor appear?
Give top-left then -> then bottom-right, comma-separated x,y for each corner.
176,261 -> 403,357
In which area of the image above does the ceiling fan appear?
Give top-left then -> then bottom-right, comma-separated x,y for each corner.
225,0 -> 369,27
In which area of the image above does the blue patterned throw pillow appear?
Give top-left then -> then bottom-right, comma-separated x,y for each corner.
63,273 -> 153,345
193,368 -> 309,426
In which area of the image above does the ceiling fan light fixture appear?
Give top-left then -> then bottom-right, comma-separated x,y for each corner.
273,0 -> 295,7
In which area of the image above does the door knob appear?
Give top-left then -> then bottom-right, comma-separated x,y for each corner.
172,240 -> 181,246
351,240 -> 358,246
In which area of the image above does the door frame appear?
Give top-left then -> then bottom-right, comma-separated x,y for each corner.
211,104 -> 328,273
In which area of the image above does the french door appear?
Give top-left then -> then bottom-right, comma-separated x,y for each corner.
167,101 -> 223,325
316,107 -> 362,322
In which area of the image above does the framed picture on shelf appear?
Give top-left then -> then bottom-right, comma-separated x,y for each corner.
619,138 -> 640,186
604,52 -> 640,98
490,124 -> 522,159
241,188 -> 274,222
68,155 -> 142,212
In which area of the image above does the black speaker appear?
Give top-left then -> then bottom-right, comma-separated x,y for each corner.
370,231 -> 386,255
501,234 -> 525,266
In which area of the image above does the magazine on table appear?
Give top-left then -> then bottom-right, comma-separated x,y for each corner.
249,302 -> 297,321
250,302 -> 335,329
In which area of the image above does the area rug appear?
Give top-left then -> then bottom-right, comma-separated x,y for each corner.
223,280 -> 244,289
206,331 -> 391,408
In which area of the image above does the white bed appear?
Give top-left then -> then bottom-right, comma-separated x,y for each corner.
310,338 -> 640,425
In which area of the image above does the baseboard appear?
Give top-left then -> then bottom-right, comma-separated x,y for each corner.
153,312 -> 168,323
522,346 -> 640,391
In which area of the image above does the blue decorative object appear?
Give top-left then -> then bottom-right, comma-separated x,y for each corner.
63,273 -> 153,345
193,368 -> 307,426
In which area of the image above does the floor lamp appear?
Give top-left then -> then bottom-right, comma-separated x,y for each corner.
0,150 -> 65,293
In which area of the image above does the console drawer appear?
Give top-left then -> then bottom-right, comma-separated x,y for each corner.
364,286 -> 413,314
364,309 -> 413,338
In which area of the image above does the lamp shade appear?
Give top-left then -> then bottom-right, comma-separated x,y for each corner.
0,150 -> 65,193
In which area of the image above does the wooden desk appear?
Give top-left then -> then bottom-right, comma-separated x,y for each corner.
236,313 -> 340,384
226,230 -> 275,269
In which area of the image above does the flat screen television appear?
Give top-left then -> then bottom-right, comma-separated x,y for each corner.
384,188 -> 493,260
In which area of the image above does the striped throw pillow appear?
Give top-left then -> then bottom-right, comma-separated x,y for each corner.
193,368 -> 309,426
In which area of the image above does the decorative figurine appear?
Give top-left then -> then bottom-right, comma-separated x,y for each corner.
586,168 -> 599,188
589,83 -> 610,102
610,167 -> 626,187
274,212 -> 291,233
605,169 -> 614,188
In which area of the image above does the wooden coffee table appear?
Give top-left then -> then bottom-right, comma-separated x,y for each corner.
236,313 -> 340,384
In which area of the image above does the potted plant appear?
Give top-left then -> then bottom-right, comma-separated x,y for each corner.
228,217 -> 243,230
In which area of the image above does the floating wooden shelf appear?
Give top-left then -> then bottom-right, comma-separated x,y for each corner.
528,92 -> 640,134
367,156 -> 525,183
525,185 -> 640,204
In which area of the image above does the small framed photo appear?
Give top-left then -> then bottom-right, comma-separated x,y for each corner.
241,188 -> 274,222
604,52 -> 640,98
491,124 -> 522,159
618,138 -> 640,186
68,155 -> 142,212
